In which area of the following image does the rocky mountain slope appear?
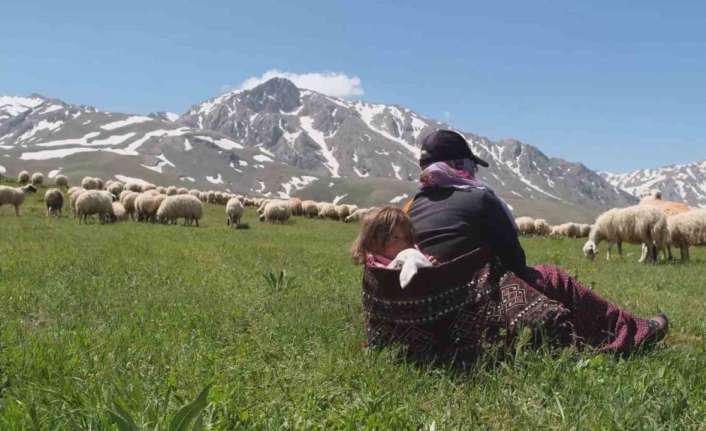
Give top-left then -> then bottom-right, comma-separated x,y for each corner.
600,160 -> 706,208
0,78 -> 647,222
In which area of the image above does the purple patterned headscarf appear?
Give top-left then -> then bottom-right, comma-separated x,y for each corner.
419,159 -> 518,231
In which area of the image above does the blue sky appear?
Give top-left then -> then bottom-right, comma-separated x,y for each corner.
2,0 -> 705,172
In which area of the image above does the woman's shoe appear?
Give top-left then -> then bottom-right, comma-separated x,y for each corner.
646,313 -> 669,344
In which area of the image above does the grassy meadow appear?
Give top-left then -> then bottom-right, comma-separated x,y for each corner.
1,181 -> 705,430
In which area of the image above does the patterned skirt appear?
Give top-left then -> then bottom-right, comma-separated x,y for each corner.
362,248 -> 574,364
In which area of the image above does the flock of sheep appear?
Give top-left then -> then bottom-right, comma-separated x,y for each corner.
1,170 -> 376,228
3,170 -> 704,263
516,191 -> 706,263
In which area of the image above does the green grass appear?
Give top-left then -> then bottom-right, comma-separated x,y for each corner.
1,182 -> 705,430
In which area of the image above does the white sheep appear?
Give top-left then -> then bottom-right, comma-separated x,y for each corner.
75,190 -> 114,223
226,197 -> 245,227
288,197 -> 303,216
135,193 -> 167,222
335,204 -> 351,222
345,207 -> 376,223
259,200 -> 291,223
166,186 -> 178,196
550,222 -> 581,238
301,200 -> 319,218
106,181 -> 124,197
110,201 -> 129,222
578,224 -> 592,238
515,216 -> 535,235
31,172 -> 44,186
156,194 -> 203,226
81,176 -> 100,190
533,219 -> 551,236
125,182 -> 142,192
54,175 -> 69,188
140,183 -> 156,192
0,184 -> 37,216
119,191 -> 139,221
44,188 -> 64,217
583,206 -> 668,263
666,209 -> 706,261
176,187 -> 189,195
318,203 -> 338,220
68,187 -> 86,217
17,170 -> 30,184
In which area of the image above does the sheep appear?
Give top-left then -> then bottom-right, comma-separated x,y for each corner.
81,176 -> 100,190
176,187 -> 188,195
156,194 -> 203,226
135,193 -> 167,222
551,222 -> 581,238
119,191 -> 139,221
345,207 -> 376,223
106,181 -> 124,197
318,203 -> 339,220
155,186 -> 166,194
258,200 -> 291,223
533,219 -> 551,236
666,209 -> 706,261
207,190 -> 216,204
0,184 -> 37,216
141,183 -> 156,192
582,206 -> 668,263
288,197 -> 303,216
578,224 -> 592,238
346,204 -> 359,214
109,201 -> 129,222
515,216 -> 535,235
95,177 -> 104,190
17,170 -> 30,184
54,175 -> 69,188
31,172 -> 44,186
75,190 -> 114,223
166,186 -> 178,196
335,205 -> 351,221
301,200 -> 319,218
125,182 -> 142,192
44,188 -> 64,217
68,187 -> 86,217
226,197 -> 245,227
189,189 -> 200,198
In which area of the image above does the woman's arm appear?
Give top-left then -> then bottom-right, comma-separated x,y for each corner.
481,191 -> 527,272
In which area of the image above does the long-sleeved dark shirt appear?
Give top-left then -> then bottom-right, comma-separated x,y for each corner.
408,187 -> 527,273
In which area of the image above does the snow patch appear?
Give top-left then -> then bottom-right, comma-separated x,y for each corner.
20,147 -> 99,160
253,154 -> 273,163
206,174 -> 224,184
299,116 -> 340,177
48,168 -> 62,178
389,193 -> 409,204
278,175 -> 319,198
333,194 -> 348,204
391,162 -> 402,180
100,116 -> 152,131
183,138 -> 192,151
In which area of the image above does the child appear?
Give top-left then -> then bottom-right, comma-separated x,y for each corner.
351,206 -> 435,288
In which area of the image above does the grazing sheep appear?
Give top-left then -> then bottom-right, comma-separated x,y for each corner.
44,188 -> 64,217
176,187 -> 188,195
189,189 -> 200,198
346,204 -> 359,214
226,197 -> 245,227
156,195 -> 203,226
533,219 -> 551,236
141,183 -> 156,192
207,191 -> 216,204
75,190 -> 114,223
125,182 -> 142,192
0,184 -> 37,216
288,197 -> 303,216
119,191 -> 139,221
666,209 -> 706,261
578,224 -> 592,238
81,176 -> 100,190
345,207 -> 376,223
17,170 -> 30,184
515,216 -> 535,235
582,206 -> 668,263
54,175 -> 69,188
135,193 -> 167,222
318,203 -> 338,220
335,205 -> 351,221
31,172 -> 44,186
166,186 -> 178,196
259,200 -> 291,223
106,181 -> 124,196
301,200 -> 319,218
68,187 -> 86,217
550,222 -> 581,238
109,201 -> 129,222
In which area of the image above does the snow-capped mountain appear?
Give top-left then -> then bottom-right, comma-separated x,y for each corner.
600,160 -> 706,208
0,78 -> 644,222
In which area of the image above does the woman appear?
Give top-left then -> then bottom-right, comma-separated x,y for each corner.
361,130 -> 667,362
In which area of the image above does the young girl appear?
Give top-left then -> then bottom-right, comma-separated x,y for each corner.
351,206 -> 435,288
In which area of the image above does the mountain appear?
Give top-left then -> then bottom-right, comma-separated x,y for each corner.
0,78 -> 643,222
600,160 -> 706,208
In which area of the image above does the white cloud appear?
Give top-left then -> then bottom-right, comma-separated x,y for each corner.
236,69 -> 364,99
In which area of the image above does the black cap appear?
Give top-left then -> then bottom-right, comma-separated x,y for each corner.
419,130 -> 489,169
